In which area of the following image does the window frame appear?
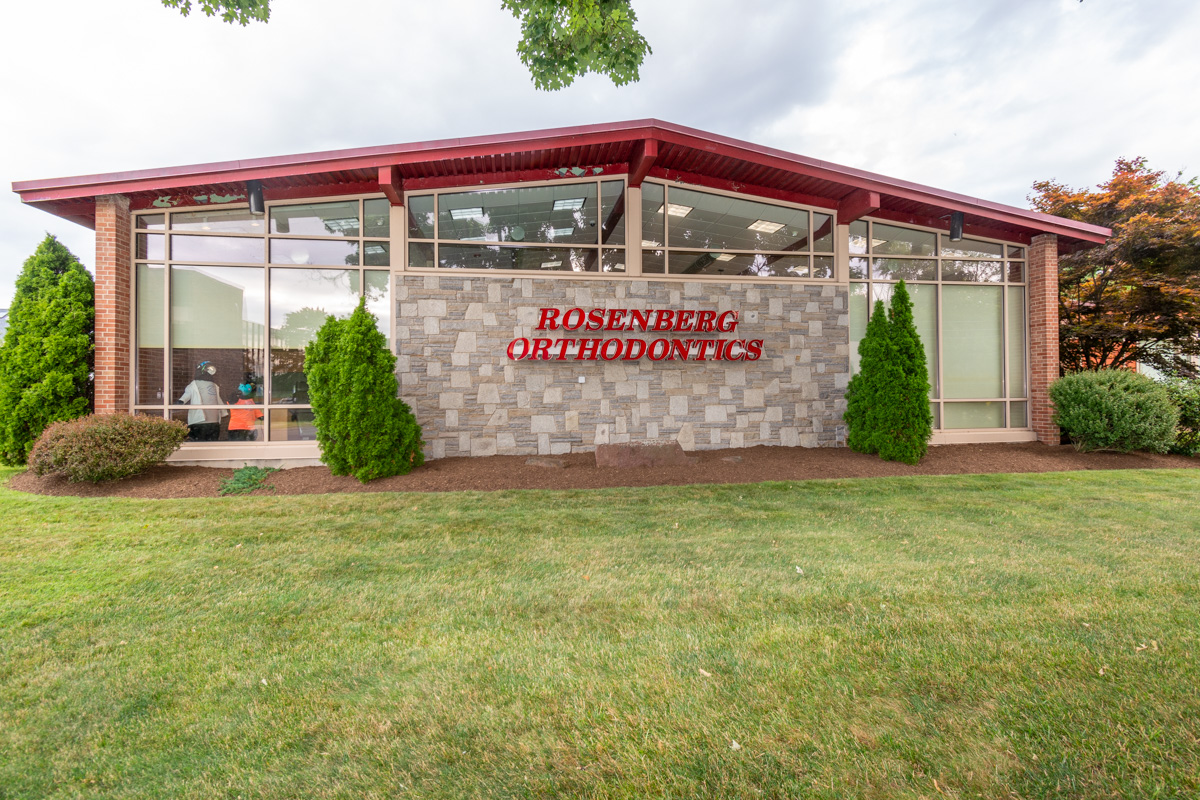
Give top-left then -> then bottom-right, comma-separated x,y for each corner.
129,194 -> 394,447
849,217 -> 1030,432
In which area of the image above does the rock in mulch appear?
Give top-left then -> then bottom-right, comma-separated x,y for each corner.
595,440 -> 698,468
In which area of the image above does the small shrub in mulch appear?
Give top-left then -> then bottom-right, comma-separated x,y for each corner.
29,414 -> 188,482
219,466 -> 278,496
1051,370 -> 1178,454
1163,378 -> 1200,456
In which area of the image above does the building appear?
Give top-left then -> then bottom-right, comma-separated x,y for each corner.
12,120 -> 1110,465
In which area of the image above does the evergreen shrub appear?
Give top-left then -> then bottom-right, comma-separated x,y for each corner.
0,235 -> 95,465
29,414 -> 188,482
1162,378 -> 1200,456
1049,370 -> 1178,453
304,301 -> 423,482
844,280 -> 933,465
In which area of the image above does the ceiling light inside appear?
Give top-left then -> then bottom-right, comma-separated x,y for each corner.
549,227 -> 574,238
713,253 -> 736,261
747,219 -> 785,234
540,260 -> 563,269
657,203 -> 693,217
552,198 -> 585,211
641,239 -> 660,247
450,207 -> 485,221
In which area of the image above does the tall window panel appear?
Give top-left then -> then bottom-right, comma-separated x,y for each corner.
132,198 -> 392,445
848,219 -> 1029,430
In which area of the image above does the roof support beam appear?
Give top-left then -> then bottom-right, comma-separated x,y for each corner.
836,188 -> 880,224
627,139 -> 658,188
379,165 -> 404,205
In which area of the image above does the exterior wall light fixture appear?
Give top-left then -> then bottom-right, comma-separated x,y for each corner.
247,180 -> 265,216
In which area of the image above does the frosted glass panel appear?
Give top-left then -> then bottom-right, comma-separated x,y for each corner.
1010,401 -> 1028,428
944,402 -> 1004,429
365,270 -> 391,341
943,285 -> 1003,398
849,283 -> 868,374
136,264 -> 165,404
1007,287 -> 1026,397
869,283 -> 938,396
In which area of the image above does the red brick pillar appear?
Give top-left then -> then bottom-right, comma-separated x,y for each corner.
94,194 -> 132,415
1028,233 -> 1059,445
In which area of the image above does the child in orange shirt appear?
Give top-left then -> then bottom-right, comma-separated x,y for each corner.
228,381 -> 264,441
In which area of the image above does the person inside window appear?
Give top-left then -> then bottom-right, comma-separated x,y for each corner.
178,360 -> 227,441
227,381 -> 264,441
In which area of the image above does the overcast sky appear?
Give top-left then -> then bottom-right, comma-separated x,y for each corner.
2,0 -> 1198,306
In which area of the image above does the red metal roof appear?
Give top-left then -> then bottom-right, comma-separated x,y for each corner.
12,119 -> 1110,249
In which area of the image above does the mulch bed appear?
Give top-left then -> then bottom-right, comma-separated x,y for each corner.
6,443 -> 1197,499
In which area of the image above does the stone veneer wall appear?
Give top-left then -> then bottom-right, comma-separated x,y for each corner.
395,275 -> 850,459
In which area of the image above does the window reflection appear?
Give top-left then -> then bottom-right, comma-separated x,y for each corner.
269,268 -> 361,403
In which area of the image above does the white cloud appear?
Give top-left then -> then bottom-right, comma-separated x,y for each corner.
2,0 -> 1198,305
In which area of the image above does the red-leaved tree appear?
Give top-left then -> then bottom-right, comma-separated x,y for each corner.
1030,158 -> 1200,376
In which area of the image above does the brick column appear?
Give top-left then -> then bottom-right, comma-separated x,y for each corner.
94,194 -> 132,415
1028,233 -> 1059,445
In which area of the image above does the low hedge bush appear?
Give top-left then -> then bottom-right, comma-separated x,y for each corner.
1049,370 -> 1178,453
1162,378 -> 1200,456
29,414 -> 188,482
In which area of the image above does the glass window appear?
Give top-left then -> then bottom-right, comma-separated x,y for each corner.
439,244 -> 599,272
1010,401 -> 1028,428
270,201 -> 360,237
136,264 -> 165,405
270,238 -> 359,266
813,213 -> 834,253
363,242 -> 390,267
871,258 -> 936,281
941,236 -> 1003,259
641,183 -> 665,248
1007,287 -> 1026,398
849,220 -> 868,255
1007,261 -> 1025,282
363,199 -> 390,238
437,184 -> 598,245
813,256 -> 834,279
270,408 -> 317,441
849,257 -> 867,279
600,180 -> 626,246
849,283 -> 868,374
171,408 -> 264,443
642,248 -> 665,274
136,214 -> 165,230
601,250 -> 627,274
871,223 -> 936,257
137,233 -> 165,260
668,252 -> 808,278
269,268 -> 362,402
409,242 -> 435,269
942,285 -> 1003,399
172,235 -> 263,264
941,260 -> 1002,282
365,270 -> 391,340
408,195 -> 435,239
870,282 -> 938,396
667,186 -> 809,252
170,265 -> 265,414
943,402 -> 1005,429
172,208 -> 266,234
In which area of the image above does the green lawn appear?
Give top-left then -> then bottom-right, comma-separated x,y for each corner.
1,467 -> 1199,799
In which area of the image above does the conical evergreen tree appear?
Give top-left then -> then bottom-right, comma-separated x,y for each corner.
304,299 -> 423,482
880,280 -> 933,464
0,235 -> 94,465
844,299 -> 899,454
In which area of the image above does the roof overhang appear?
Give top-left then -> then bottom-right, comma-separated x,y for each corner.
12,119 -> 1110,250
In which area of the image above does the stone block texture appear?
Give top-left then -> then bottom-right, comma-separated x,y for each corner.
395,276 -> 850,459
